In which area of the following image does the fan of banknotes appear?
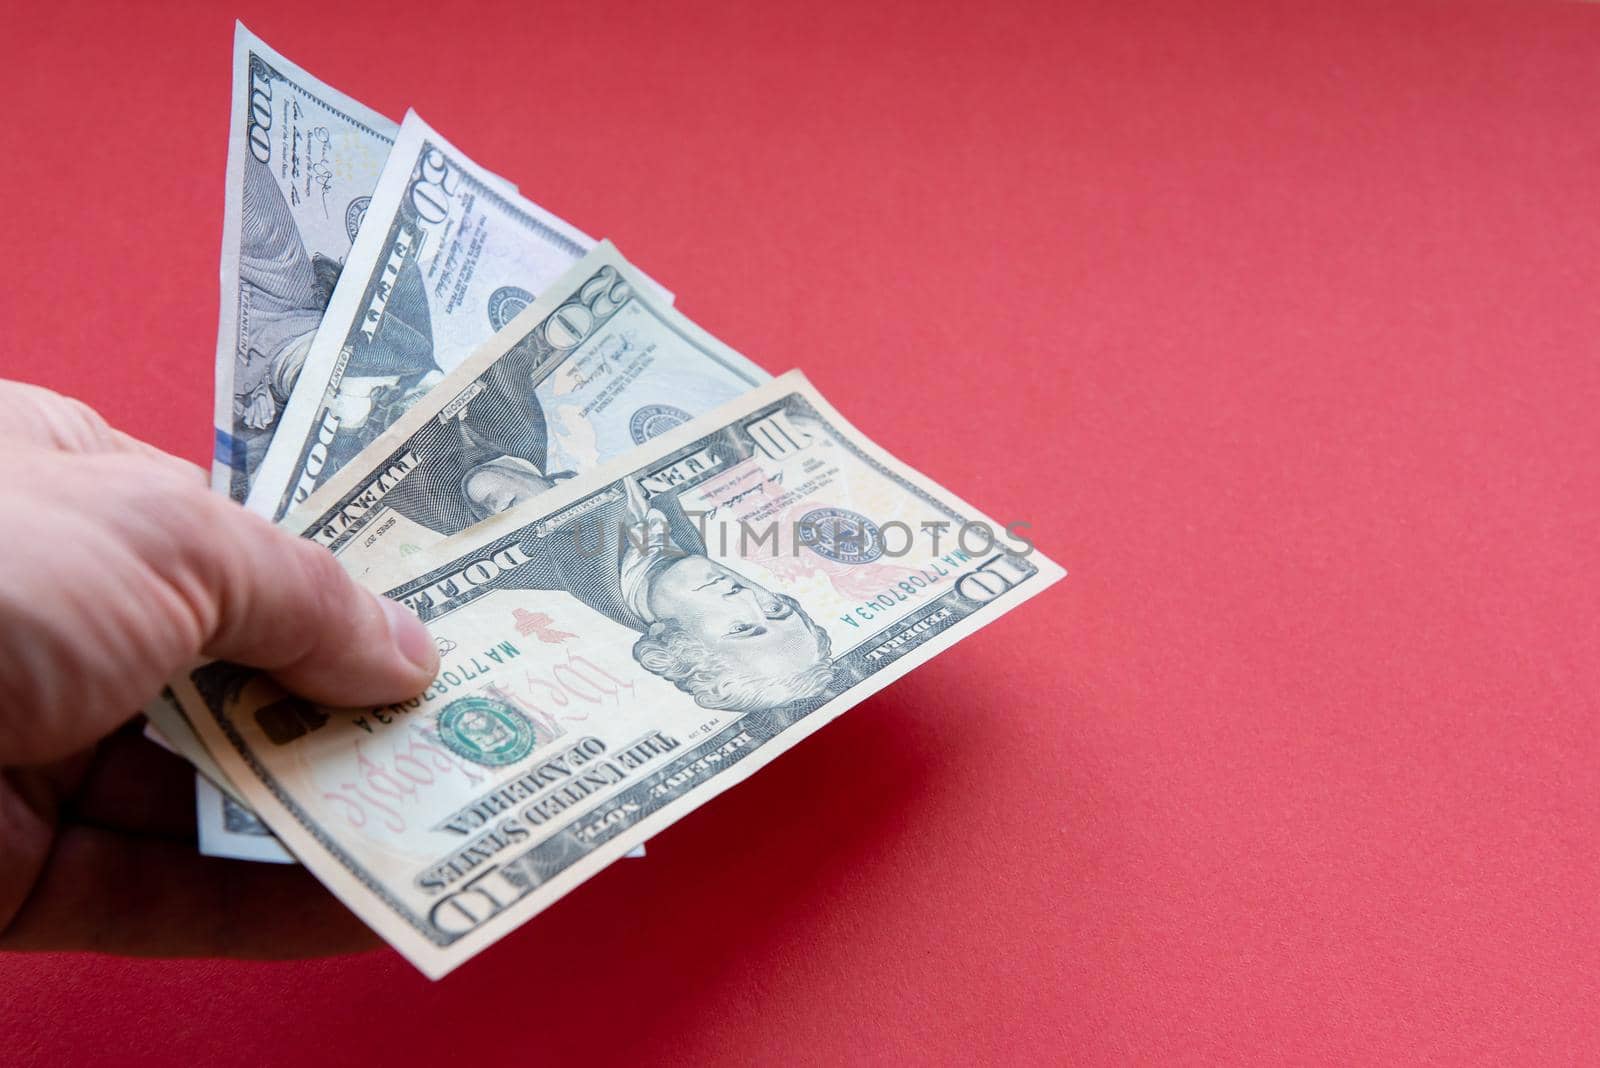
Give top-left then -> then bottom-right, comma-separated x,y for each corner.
143,23 -> 1063,978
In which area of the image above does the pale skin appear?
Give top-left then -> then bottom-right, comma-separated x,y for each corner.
0,380 -> 439,958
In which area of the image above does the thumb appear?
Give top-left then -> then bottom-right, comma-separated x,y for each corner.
189,494 -> 439,707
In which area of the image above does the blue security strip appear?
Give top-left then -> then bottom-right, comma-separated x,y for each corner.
214,428 -> 249,471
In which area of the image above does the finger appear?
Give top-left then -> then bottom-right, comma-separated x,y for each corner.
0,379 -> 202,479
186,495 -> 439,707
103,427 -> 207,482
0,380 -> 112,451
0,757 -> 90,938
69,722 -> 195,840
0,824 -> 380,958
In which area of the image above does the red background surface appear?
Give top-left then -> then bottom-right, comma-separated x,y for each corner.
2,0 -> 1597,1062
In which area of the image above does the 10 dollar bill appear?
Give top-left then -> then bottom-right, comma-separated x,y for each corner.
171,368 -> 1061,978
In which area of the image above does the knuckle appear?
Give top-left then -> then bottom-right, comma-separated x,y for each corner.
23,384 -> 114,452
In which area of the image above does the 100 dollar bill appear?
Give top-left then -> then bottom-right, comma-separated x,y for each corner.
213,23 -> 399,501
170,371 -> 1063,978
246,110 -> 593,520
281,242 -> 768,575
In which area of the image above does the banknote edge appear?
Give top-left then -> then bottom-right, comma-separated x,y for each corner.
196,772 -> 296,864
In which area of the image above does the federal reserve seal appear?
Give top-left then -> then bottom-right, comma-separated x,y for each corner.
344,196 -> 371,243
797,507 -> 884,564
628,403 -> 692,445
436,695 -> 537,767
487,285 -> 535,331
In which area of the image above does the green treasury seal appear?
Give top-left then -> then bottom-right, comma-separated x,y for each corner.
437,695 -> 537,767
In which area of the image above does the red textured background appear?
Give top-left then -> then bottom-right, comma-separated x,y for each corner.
2,0 -> 1597,1061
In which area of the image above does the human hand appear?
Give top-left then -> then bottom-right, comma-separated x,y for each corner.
0,380 -> 439,958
